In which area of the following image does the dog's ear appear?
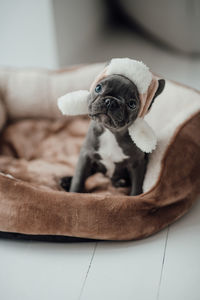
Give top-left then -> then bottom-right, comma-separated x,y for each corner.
148,79 -> 165,111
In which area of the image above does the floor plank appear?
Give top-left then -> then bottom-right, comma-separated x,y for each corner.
0,239 -> 96,300
158,196 -> 200,300
80,230 -> 168,300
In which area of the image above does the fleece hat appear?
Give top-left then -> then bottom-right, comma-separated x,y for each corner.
58,58 -> 160,153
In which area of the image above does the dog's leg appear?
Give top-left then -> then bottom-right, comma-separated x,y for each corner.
69,151 -> 93,193
129,158 -> 147,196
60,176 -> 72,191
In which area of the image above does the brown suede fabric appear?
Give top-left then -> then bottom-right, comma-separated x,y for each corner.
0,112 -> 199,241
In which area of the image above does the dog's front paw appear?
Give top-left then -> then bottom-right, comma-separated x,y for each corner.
60,176 -> 72,191
113,178 -> 130,188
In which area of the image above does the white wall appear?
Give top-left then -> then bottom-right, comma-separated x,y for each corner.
0,0 -> 105,69
52,0 -> 105,66
0,0 -> 58,68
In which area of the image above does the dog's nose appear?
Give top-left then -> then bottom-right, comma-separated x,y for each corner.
104,98 -> 119,111
105,98 -> 111,107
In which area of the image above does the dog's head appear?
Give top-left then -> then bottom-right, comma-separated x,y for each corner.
88,74 -> 140,131
88,74 -> 165,131
57,58 -> 165,152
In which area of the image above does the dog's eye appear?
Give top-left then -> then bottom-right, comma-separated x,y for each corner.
128,99 -> 137,109
95,84 -> 102,93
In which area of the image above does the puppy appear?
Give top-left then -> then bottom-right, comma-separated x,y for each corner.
58,58 -> 165,195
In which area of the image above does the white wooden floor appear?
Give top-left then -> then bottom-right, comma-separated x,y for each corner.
0,30 -> 200,300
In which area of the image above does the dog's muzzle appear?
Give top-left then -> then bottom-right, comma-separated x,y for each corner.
104,98 -> 120,112
89,96 -> 125,126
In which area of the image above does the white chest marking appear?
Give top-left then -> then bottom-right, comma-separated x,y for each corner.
97,129 -> 129,177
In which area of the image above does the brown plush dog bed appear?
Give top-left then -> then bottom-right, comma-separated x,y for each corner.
0,64 -> 199,241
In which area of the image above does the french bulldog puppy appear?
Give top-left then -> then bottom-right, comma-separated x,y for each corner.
58,58 -> 165,195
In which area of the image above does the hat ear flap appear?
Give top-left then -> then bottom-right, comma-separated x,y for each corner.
57,90 -> 90,116
128,118 -> 157,153
131,77 -> 165,153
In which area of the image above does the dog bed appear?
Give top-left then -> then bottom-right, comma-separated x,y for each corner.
0,63 -> 199,241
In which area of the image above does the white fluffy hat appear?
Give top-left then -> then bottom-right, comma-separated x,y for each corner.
57,58 -> 159,153
90,58 -> 159,118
